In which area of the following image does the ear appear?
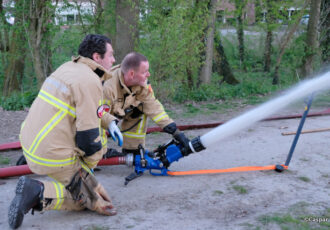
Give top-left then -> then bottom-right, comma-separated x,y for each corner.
92,52 -> 101,62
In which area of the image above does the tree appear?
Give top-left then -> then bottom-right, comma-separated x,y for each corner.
301,0 -> 322,77
213,33 -> 239,85
23,0 -> 58,87
272,0 -> 310,85
115,0 -> 139,63
1,0 -> 26,96
200,0 -> 217,84
319,0 -> 329,66
234,0 -> 247,70
263,0 -> 276,72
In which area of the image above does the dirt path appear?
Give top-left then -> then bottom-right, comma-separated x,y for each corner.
0,102 -> 329,230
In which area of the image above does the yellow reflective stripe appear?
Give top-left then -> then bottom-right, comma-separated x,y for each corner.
123,132 -> 146,139
80,160 -> 94,175
20,121 -> 25,131
29,110 -> 66,154
39,90 -> 76,118
51,181 -> 65,210
22,145 -> 77,167
152,111 -> 169,123
101,129 -> 107,147
137,114 -> 147,134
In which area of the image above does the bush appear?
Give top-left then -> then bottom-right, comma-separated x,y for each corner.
0,90 -> 38,111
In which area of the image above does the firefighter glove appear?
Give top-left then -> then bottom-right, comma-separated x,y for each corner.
108,120 -> 123,147
173,130 -> 192,156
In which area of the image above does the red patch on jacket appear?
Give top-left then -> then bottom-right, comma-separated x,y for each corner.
97,104 -> 110,118
148,85 -> 153,94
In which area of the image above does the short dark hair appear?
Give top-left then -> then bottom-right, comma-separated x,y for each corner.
121,52 -> 148,74
78,34 -> 112,59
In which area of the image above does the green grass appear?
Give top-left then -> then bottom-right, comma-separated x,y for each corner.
0,155 -> 10,165
84,225 -> 109,230
232,185 -> 248,194
213,190 -> 224,195
255,204 -> 330,230
298,176 -> 311,182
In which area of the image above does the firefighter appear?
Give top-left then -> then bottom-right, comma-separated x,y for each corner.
8,34 -> 121,229
101,52 -> 190,158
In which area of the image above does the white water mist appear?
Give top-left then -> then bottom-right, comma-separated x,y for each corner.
200,71 -> 330,148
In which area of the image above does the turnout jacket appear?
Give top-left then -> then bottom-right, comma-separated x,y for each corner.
20,56 -> 110,175
101,65 -> 173,132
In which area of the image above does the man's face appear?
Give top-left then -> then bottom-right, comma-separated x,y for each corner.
94,43 -> 115,71
130,61 -> 150,87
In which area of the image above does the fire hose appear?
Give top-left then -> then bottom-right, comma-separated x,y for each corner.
1,72 -> 330,183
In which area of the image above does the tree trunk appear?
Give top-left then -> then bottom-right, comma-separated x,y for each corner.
24,0 -> 55,87
200,0 -> 217,84
214,34 -> 239,85
263,0 -> 275,73
264,30 -> 272,72
301,0 -> 322,78
2,0 -> 26,96
235,0 -> 247,70
237,13 -> 245,69
319,0 -> 329,65
94,0 -> 104,34
115,0 -> 139,63
272,0 -> 310,85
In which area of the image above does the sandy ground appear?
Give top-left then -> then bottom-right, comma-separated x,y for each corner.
0,101 -> 329,230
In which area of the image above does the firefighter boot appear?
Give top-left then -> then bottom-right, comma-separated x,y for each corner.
8,176 -> 44,229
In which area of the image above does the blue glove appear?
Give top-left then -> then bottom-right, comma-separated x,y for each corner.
108,120 -> 123,147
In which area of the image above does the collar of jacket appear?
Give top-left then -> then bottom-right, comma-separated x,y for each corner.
71,56 -> 111,81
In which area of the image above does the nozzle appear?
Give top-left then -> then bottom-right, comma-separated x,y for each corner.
188,136 -> 206,153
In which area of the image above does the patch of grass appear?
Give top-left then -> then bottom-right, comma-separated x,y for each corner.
299,158 -> 309,162
259,214 -> 301,225
232,185 -> 248,194
0,155 -> 10,165
256,205 -> 330,230
84,225 -> 109,230
213,190 -> 224,195
321,174 -> 329,178
183,104 -> 200,117
298,176 -> 311,182
126,226 -> 135,229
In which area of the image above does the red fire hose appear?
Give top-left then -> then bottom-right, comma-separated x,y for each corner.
0,157 -> 126,178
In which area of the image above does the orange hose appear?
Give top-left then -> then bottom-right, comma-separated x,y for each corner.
167,164 -> 288,176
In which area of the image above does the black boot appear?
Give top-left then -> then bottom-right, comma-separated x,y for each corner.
122,148 -> 140,156
16,155 -> 27,166
103,148 -> 126,158
8,176 -> 44,229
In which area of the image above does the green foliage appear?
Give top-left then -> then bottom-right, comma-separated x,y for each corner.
139,0 -> 208,91
173,72 -> 280,103
0,90 -> 38,111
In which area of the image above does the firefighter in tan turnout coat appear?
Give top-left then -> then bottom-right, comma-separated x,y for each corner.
8,34 -> 120,229
101,52 -> 190,157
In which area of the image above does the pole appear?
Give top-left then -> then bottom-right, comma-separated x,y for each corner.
285,94 -> 314,166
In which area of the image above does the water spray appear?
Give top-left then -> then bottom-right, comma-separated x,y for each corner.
199,71 -> 330,148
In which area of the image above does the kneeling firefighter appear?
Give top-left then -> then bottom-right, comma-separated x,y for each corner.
101,52 -> 191,159
8,34 -> 119,229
